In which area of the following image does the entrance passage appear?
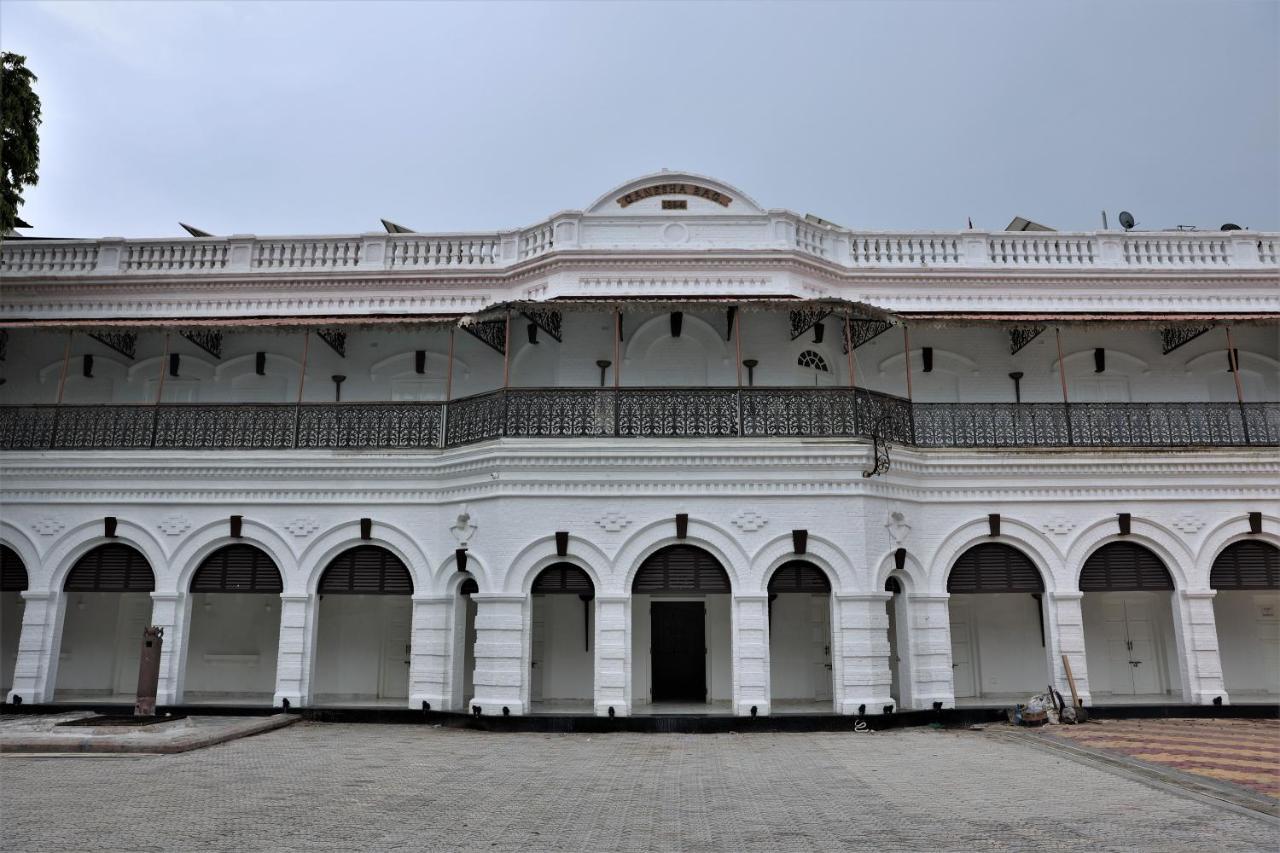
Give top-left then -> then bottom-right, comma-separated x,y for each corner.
1080,542 -> 1179,702
55,543 -> 155,701
631,544 -> 732,712
312,545 -> 412,706
1211,540 -> 1280,701
768,561 -> 833,713
946,543 -> 1048,704
1,545 -> 28,695
183,544 -> 283,704
529,563 -> 594,711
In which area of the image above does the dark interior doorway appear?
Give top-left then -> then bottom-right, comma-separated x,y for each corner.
651,601 -> 705,702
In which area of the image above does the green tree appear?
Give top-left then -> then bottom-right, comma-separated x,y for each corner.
1,52 -> 42,236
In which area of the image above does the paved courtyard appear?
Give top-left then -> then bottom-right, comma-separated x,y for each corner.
3,721 -> 1277,852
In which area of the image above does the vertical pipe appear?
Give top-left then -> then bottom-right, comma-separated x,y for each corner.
296,329 -> 311,404
733,307 -> 743,387
445,326 -> 456,401
1225,326 -> 1245,404
613,308 -> 621,389
1055,327 -> 1073,446
844,313 -> 855,389
54,330 -> 73,404
154,332 -> 171,405
502,311 -> 511,388
902,325 -> 913,401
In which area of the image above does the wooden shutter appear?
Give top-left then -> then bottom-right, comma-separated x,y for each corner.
1211,540 -> 1280,590
64,543 -> 154,592
633,545 -> 730,593
318,546 -> 413,594
1,544 -> 28,592
1079,542 -> 1174,591
947,543 -> 1044,593
532,563 -> 594,594
191,544 -> 283,593
768,561 -> 832,593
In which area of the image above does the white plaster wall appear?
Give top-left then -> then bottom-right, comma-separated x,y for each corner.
534,594 -> 593,700
948,594 -> 1048,697
1,591 -> 23,692
183,592 -> 280,699
1214,591 -> 1280,696
768,593 -> 829,700
312,595 -> 410,702
54,591 -> 150,697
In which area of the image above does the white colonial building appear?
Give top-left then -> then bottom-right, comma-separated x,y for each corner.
0,172 -> 1277,717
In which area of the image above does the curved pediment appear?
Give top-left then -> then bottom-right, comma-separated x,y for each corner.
585,171 -> 765,216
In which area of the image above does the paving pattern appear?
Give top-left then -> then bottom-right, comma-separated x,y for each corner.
3,721 -> 1277,852
1043,717 -> 1280,800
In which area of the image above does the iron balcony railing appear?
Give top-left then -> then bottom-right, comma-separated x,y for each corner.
0,391 -> 1275,451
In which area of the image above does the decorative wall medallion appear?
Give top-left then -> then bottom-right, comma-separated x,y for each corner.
156,514 -> 191,536
31,516 -> 65,536
1171,514 -> 1205,534
731,510 -> 767,533
451,506 -> 477,545
1041,517 -> 1076,535
283,517 -> 320,537
595,511 -> 633,533
885,511 -> 911,548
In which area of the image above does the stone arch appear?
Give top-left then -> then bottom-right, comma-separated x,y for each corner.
928,518 -> 1062,595
946,543 -> 1046,593
623,313 -> 729,386
171,519 -> 298,596
508,535 -> 609,596
299,520 -> 431,596
432,547 -> 492,595
873,549 -> 927,593
0,522 -> 42,590
615,518 -> 747,594
1198,515 -> 1280,583
45,519 -> 169,595
1066,517 -> 1192,591
752,532 -> 849,595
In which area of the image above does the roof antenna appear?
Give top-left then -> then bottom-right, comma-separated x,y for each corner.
180,223 -> 213,237
1101,211 -> 1108,230
1117,211 -> 1136,231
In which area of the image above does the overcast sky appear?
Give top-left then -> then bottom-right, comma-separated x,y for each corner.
2,0 -> 1276,238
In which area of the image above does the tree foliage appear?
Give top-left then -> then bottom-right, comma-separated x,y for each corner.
1,52 -> 42,236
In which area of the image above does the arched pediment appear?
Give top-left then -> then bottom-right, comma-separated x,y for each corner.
585,171 -> 765,216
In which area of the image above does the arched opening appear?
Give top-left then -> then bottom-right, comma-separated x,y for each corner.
1079,542 -> 1180,704
183,544 -> 283,705
767,561 -> 833,713
1,545 -> 28,695
55,543 -> 155,701
631,544 -> 732,713
312,545 -> 412,706
458,577 -> 478,708
529,563 -> 594,713
884,576 -> 911,709
1210,540 -> 1280,702
946,543 -> 1049,706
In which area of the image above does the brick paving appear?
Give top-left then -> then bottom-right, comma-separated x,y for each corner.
2,721 -> 1277,851
1043,717 -> 1280,800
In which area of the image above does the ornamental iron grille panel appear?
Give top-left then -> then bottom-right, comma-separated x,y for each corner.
318,546 -> 413,594
180,329 -> 223,359
843,317 -> 894,353
1079,542 -> 1174,591
1210,540 -> 1280,590
296,402 -> 442,448
1161,325 -> 1213,355
1009,325 -> 1046,355
64,543 -> 155,592
741,388 -> 857,437
789,308 -> 832,340
317,328 -> 347,358
0,544 -> 28,591
0,406 -> 58,449
88,331 -> 137,360
521,310 -> 563,343
153,404 -> 296,449
462,319 -> 507,355
531,563 -> 595,594
53,406 -> 155,449
190,544 -> 284,593
504,389 -> 613,438
947,543 -> 1044,593
616,388 -> 739,438
768,561 -> 832,593
445,390 -> 506,446
632,545 -> 731,593
855,390 -> 914,445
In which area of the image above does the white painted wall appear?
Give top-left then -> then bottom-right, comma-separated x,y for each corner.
1,592 -> 23,693
768,593 -> 831,700
312,595 -> 411,702
533,594 -> 594,700
1214,591 -> 1280,697
948,594 -> 1048,697
54,591 -> 151,697
183,592 -> 281,700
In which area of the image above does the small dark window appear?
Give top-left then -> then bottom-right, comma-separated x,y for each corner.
1210,540 -> 1280,590
1,544 -> 28,592
768,561 -> 832,593
191,544 -> 283,593
797,350 -> 829,372
532,563 -> 594,594
1079,542 -> 1174,591
65,543 -> 154,592
633,545 -> 730,594
948,543 -> 1044,593
318,545 -> 413,594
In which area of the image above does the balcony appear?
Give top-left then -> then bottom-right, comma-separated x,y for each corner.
1,390 -> 1275,451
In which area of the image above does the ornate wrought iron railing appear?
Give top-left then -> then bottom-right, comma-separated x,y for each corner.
0,394 -> 1275,451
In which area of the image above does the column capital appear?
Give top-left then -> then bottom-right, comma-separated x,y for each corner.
733,594 -> 770,602
836,592 -> 892,603
1049,591 -> 1084,602
150,592 -> 183,602
19,591 -> 55,602
471,593 -> 526,604
280,593 -> 312,603
595,595 -> 631,604
906,592 -> 950,602
1179,589 -> 1217,600
412,594 -> 454,604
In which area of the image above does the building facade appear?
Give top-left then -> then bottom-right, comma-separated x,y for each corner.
1,171 -> 1277,716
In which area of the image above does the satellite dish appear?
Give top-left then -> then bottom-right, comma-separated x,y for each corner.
1118,211 -> 1135,231
1221,223 -> 1242,231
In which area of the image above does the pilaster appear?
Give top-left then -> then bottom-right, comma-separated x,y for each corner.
1175,589 -> 1229,705
7,592 -> 64,705
470,594 -> 527,715
832,593 -> 894,715
1047,592 -> 1092,705
273,593 -> 314,708
593,595 -> 629,716
905,592 -> 954,709
149,592 -> 188,705
732,595 -> 770,716
408,594 -> 454,711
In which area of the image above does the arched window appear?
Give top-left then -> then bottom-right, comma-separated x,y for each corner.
318,546 -> 413,594
768,561 -> 832,593
948,543 -> 1044,593
1211,541 -> 1280,590
190,544 -> 283,593
797,350 -> 829,372
1079,542 -> 1173,591
633,545 -> 730,593
531,563 -> 594,595
64,543 -> 154,592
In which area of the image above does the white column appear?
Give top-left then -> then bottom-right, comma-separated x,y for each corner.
150,592 -> 189,705
832,593 -> 894,715
1047,592 -> 1092,705
273,593 -> 314,708
732,595 -> 770,716
1173,589 -> 1229,705
593,595 -> 630,716
6,592 -> 65,704
905,592 -> 954,709
470,594 -> 527,715
408,594 -> 453,711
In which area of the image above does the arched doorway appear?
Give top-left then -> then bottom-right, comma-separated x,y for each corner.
1211,540 -> 1280,701
946,543 -> 1048,706
767,561 -> 833,713
631,544 -> 731,712
183,544 -> 283,704
458,577 -> 478,709
1080,542 -> 1179,703
312,545 -> 412,706
1,545 -> 28,695
884,576 -> 910,709
55,543 -> 155,701
529,563 -> 594,713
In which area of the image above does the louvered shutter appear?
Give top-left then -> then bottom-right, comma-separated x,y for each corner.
1211,541 -> 1280,590
947,544 -> 1044,593
1079,542 -> 1174,591
632,545 -> 730,593
1,544 -> 28,592
768,561 -> 832,593
318,546 -> 413,594
532,563 -> 595,594
64,543 -> 155,592
190,544 -> 283,593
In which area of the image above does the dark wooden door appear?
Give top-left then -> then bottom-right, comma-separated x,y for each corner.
651,602 -> 706,702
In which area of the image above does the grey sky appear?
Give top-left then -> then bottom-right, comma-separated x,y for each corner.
2,0 -> 1277,238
